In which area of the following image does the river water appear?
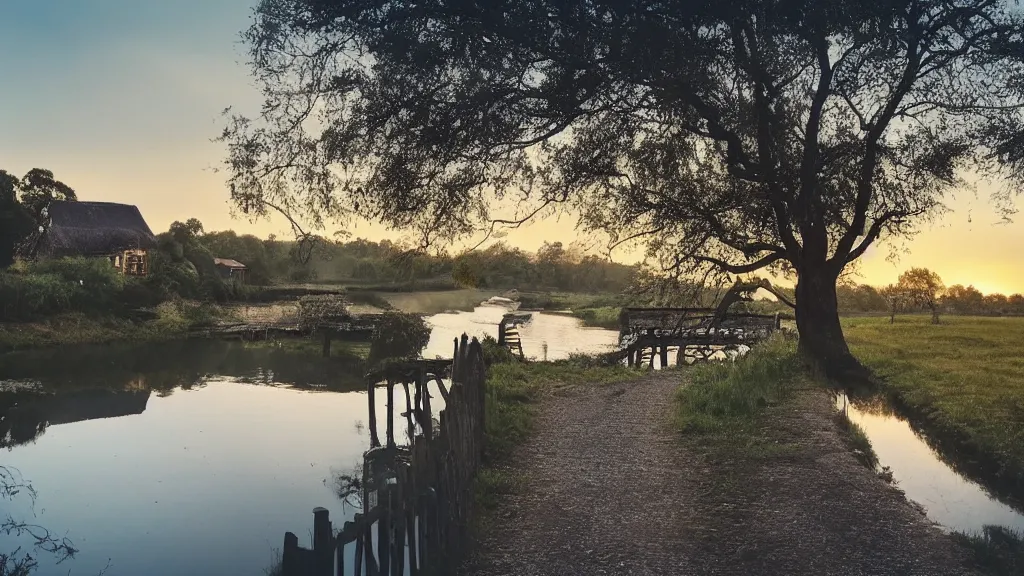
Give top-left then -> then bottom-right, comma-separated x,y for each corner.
6,304 -> 1021,575
837,394 -> 1024,536
0,307 -> 619,576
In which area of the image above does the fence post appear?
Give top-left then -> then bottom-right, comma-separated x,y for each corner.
386,379 -> 395,448
368,379 -> 380,448
313,507 -> 333,576
283,532 -> 300,576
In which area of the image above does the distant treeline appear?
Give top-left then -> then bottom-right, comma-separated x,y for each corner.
3,212 -> 1022,322
191,225 -> 640,294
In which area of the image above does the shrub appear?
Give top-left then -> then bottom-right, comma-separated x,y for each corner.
0,272 -> 74,320
31,257 -> 124,313
368,311 -> 432,365
480,334 -> 518,366
0,257 -> 128,320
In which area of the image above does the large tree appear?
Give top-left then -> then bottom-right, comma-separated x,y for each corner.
897,266 -> 945,323
223,0 -> 1024,374
0,171 -> 34,268
18,168 -> 77,229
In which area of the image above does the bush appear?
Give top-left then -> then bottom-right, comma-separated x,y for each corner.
368,311 -> 432,365
480,334 -> 518,366
31,257 -> 124,313
0,257 -> 128,320
0,272 -> 74,320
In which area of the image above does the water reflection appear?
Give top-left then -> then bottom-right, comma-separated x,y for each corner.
0,339 -> 367,392
422,306 -> 620,360
1,389 -> 150,448
0,309 -> 620,575
837,394 -> 1024,535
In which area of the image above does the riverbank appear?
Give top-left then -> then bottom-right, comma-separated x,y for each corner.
0,301 -> 230,353
516,292 -> 625,329
845,316 -> 1024,506
464,339 -> 984,575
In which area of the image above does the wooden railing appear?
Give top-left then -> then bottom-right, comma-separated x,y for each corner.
619,308 -> 781,367
281,335 -> 486,576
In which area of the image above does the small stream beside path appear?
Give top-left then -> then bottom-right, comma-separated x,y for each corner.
837,394 -> 1024,536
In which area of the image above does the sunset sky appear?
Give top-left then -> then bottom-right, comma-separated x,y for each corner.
2,0 -> 1022,295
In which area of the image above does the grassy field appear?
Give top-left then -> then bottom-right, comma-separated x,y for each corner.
516,292 -> 627,329
844,315 -> 1024,499
381,289 -> 498,314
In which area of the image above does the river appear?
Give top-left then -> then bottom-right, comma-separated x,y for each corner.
0,306 -> 619,576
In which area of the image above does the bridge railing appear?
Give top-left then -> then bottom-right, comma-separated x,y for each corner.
619,308 -> 780,367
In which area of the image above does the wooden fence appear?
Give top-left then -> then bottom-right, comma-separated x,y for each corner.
282,334 -> 487,576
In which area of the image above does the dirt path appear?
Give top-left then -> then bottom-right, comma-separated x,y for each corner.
462,372 -> 979,576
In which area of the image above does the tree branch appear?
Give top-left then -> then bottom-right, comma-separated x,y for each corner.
694,251 -> 786,274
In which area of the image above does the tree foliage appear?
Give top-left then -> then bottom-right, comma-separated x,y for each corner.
0,169 -> 74,269
17,169 -> 76,229
368,311 -> 433,366
0,172 -> 33,269
223,0 -> 1024,368
897,267 -> 945,323
879,283 -> 906,323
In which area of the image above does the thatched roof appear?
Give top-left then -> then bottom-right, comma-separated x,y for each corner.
32,201 -> 157,258
213,257 -> 247,269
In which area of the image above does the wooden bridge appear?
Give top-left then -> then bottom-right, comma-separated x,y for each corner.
280,335 -> 486,576
619,307 -> 780,367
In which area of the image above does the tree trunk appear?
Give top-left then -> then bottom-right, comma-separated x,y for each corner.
795,265 -> 861,378
930,305 -> 940,324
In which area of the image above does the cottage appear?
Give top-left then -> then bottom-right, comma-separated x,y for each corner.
29,200 -> 158,276
213,257 -> 248,283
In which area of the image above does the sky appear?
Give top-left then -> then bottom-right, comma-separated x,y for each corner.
1,0 -> 1022,294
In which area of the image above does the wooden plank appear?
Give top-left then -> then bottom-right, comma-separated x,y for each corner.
386,379 -> 395,448
368,381 -> 380,448
435,378 -> 451,404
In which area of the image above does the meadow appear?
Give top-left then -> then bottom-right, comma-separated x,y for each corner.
844,315 -> 1024,498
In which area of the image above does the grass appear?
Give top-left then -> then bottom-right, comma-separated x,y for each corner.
844,315 -> 1024,495
474,355 -> 644,512
671,333 -> 885,469
952,526 -> 1024,576
675,334 -> 803,441
516,292 -> 629,329
381,289 -> 498,314
0,301 -> 230,353
568,306 -> 622,330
